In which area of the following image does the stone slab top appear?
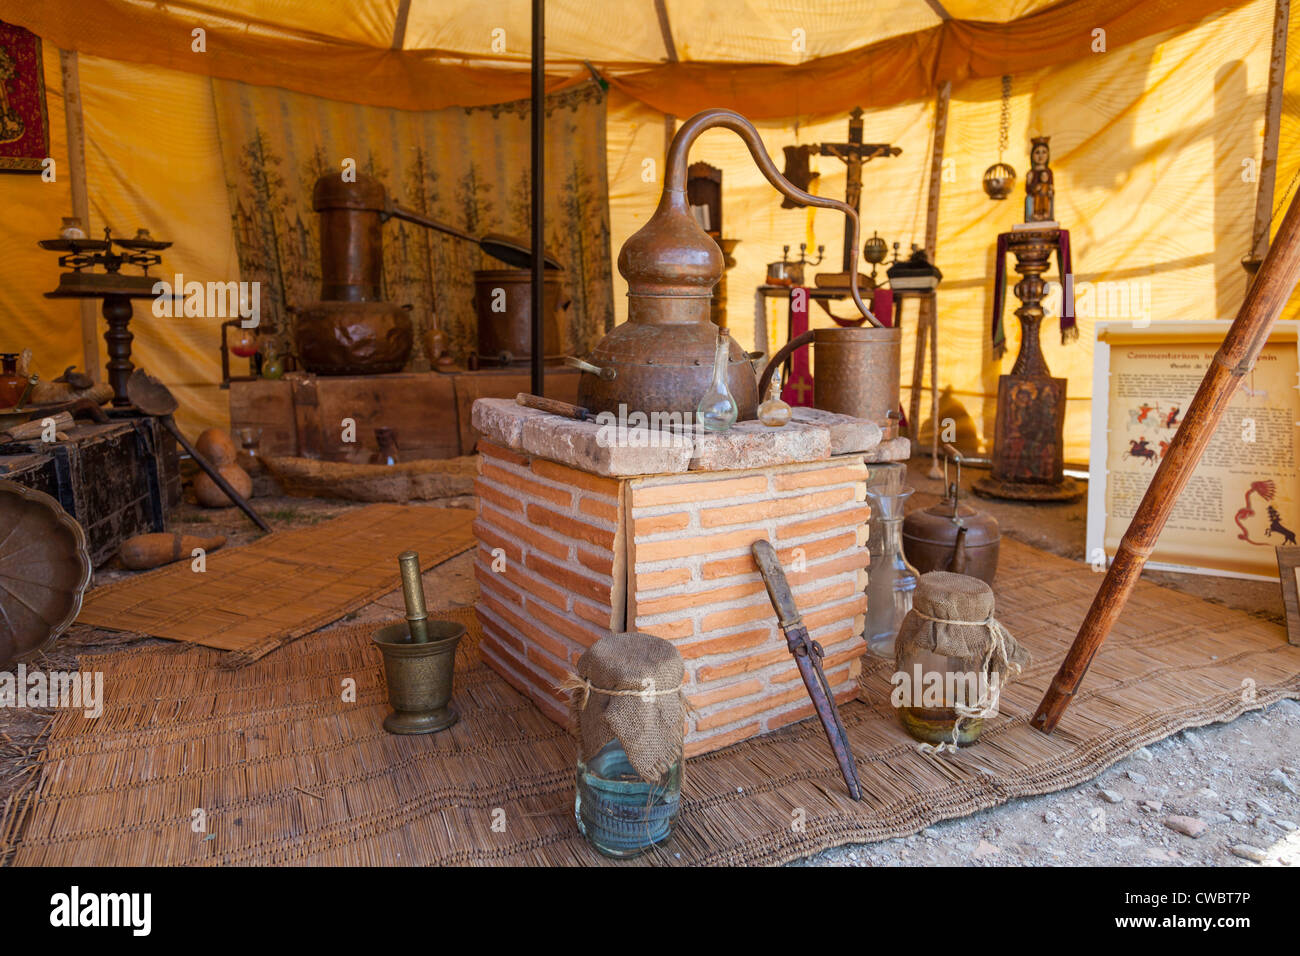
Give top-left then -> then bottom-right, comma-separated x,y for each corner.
471,397 -> 902,477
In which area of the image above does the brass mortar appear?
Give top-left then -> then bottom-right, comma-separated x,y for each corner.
372,619 -> 464,734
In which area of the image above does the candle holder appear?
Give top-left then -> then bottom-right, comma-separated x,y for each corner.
974,225 -> 1084,502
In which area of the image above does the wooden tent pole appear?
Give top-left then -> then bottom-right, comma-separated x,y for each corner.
59,49 -> 100,382
922,81 -> 950,478
1250,0 -> 1289,264
1033,189 -> 1300,733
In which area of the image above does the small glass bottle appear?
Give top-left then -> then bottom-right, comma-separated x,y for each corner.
696,330 -> 739,432
575,738 -> 682,859
864,485 -> 919,658
373,427 -> 400,466
234,426 -> 263,475
757,367 -> 792,427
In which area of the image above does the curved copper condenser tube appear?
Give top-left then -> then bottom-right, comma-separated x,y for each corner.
664,109 -> 881,328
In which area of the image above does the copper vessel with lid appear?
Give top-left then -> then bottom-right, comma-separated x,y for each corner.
902,444 -> 1001,584
574,109 -> 879,419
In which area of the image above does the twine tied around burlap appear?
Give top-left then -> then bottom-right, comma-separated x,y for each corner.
561,631 -> 688,783
895,572 -> 1031,756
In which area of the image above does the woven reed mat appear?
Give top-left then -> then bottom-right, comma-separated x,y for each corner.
75,504 -> 475,664
5,538 -> 1298,866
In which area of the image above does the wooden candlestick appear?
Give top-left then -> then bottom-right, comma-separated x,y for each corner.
102,294 -> 136,408
974,225 -> 1083,502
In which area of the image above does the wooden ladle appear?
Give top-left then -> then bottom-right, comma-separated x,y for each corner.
126,369 -> 270,533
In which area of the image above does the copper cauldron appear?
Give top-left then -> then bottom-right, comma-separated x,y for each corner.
572,109 -> 881,419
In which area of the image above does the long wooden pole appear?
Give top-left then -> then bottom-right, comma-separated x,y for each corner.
924,81 -> 949,478
1250,0 -> 1289,264
59,49 -> 100,382
1033,188 -> 1300,733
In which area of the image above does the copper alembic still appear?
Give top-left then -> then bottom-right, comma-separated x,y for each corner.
571,108 -> 880,420
902,443 -> 1001,585
294,173 -> 563,375
371,550 -> 465,734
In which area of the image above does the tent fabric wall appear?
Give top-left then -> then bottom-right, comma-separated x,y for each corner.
606,0 -> 1286,462
1,0 -> 1296,460
0,50 -> 240,438
928,0 -> 1281,461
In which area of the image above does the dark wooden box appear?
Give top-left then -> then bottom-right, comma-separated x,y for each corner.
229,366 -> 581,461
0,415 -> 180,566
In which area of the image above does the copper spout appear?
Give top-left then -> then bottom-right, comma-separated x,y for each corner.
646,110 -> 879,328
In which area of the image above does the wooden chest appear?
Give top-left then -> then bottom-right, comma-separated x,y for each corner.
0,416 -> 180,566
229,366 -> 581,461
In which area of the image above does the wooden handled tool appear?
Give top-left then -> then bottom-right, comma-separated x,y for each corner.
1033,189 -> 1300,734
515,392 -> 596,422
126,369 -> 270,534
751,539 -> 863,800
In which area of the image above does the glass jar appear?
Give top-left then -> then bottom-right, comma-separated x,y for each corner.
575,738 -> 682,859
864,485 -> 919,658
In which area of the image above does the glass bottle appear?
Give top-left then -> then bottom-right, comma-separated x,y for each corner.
373,427 -> 400,466
575,738 -> 682,859
757,367 -> 792,427
230,326 -> 258,358
0,353 -> 26,408
234,426 -> 263,475
696,330 -> 738,432
864,486 -> 919,658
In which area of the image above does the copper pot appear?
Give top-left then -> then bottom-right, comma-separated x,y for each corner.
473,268 -> 568,365
757,326 -> 902,433
766,260 -> 803,286
574,109 -> 879,420
294,301 -> 413,375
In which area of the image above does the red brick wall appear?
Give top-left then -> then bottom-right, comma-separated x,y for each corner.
474,443 -> 870,754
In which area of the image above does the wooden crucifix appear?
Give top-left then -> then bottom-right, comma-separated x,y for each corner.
781,107 -> 901,280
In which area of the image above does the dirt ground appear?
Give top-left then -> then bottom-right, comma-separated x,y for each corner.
2,458 -> 1296,867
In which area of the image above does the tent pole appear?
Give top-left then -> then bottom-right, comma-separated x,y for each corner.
1032,188 -> 1300,734
910,80 -> 949,475
1250,0 -> 1289,265
59,49 -> 100,383
530,0 -> 545,397
653,0 -> 679,170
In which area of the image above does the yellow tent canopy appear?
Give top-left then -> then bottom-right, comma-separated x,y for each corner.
0,0 -> 1295,459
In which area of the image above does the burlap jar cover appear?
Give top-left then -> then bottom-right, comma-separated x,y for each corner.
894,571 -> 1031,752
565,631 -> 687,782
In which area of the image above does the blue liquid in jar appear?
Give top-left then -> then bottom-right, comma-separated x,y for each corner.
575,739 -> 681,858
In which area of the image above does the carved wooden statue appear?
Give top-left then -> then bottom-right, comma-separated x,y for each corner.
1024,136 -> 1054,223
